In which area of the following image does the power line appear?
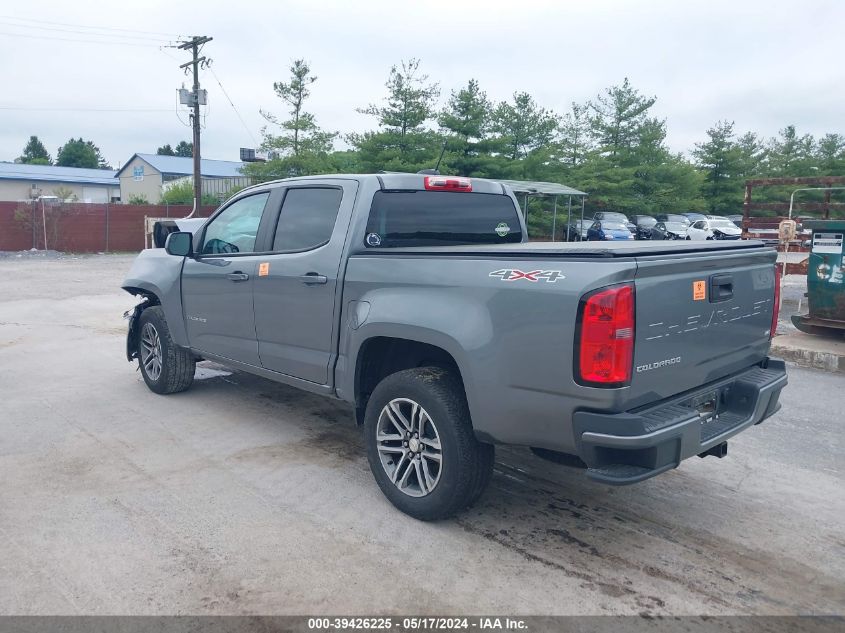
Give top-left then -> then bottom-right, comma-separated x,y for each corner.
0,30 -> 165,47
0,15 -> 183,38
208,66 -> 260,146
0,20 -> 173,42
0,106 -> 172,112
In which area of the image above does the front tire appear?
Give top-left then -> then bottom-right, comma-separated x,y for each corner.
138,306 -> 195,394
364,368 -> 494,521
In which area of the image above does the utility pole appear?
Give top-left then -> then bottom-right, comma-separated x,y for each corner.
176,36 -> 212,217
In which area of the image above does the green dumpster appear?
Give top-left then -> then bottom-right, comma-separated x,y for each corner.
792,219 -> 845,335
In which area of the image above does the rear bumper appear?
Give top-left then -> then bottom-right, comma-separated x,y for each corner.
572,358 -> 787,485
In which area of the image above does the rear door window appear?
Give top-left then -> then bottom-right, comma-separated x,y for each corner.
365,191 -> 521,247
273,187 -> 343,252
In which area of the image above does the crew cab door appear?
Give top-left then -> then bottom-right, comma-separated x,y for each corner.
253,179 -> 358,384
181,190 -> 275,366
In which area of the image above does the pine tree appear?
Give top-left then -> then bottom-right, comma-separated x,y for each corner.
438,79 -> 497,176
766,125 -> 816,176
18,135 -> 52,165
589,78 -> 657,160
693,121 -> 744,214
558,103 -> 592,167
491,92 -> 558,164
349,59 -> 441,172
246,59 -> 337,180
815,133 -> 845,175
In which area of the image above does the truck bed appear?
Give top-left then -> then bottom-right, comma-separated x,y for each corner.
354,239 -> 769,258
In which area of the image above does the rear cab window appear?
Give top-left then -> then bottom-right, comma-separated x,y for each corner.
364,190 -> 522,247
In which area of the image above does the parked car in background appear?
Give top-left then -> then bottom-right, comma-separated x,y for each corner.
651,219 -> 689,240
726,214 -> 744,228
565,218 -> 591,241
687,217 -> 743,240
655,213 -> 691,226
587,220 -> 635,241
592,212 -> 636,234
630,215 -> 658,240
682,212 -> 708,224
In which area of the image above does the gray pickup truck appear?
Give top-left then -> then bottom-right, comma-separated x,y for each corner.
122,173 -> 787,520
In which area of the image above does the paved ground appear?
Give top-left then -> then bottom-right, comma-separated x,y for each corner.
0,255 -> 843,616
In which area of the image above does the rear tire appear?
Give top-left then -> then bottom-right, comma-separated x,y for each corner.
364,367 -> 494,521
137,306 -> 195,395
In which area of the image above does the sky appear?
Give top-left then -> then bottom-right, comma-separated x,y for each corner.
0,0 -> 842,168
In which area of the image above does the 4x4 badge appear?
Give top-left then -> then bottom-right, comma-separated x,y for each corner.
489,269 -> 565,282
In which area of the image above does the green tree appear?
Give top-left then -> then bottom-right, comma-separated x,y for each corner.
766,125 -> 816,176
566,81 -> 704,217
437,79 -> 499,177
815,133 -> 845,174
693,120 -> 745,214
52,186 -> 77,202
127,193 -> 149,205
244,59 -> 337,181
17,135 -> 52,165
589,78 -> 657,159
491,92 -> 558,164
557,102 -> 592,168
156,144 -> 175,156
175,141 -> 193,157
735,131 -> 767,181
349,58 -> 441,173
159,180 -> 218,205
56,138 -> 109,169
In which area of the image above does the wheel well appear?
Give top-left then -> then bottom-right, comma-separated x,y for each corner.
124,289 -> 161,361
354,337 -> 463,425
123,287 -> 161,306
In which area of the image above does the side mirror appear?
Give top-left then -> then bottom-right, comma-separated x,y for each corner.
165,231 -> 193,257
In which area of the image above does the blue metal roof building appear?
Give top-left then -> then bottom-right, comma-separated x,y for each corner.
0,162 -> 120,202
0,162 -> 118,186
114,153 -> 245,179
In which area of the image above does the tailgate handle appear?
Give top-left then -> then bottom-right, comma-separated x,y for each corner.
709,273 -> 733,302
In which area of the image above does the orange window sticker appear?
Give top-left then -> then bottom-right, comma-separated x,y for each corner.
693,280 -> 706,301
258,262 -> 270,277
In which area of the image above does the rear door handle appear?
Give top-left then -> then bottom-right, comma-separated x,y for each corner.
226,272 -> 250,282
299,273 -> 328,285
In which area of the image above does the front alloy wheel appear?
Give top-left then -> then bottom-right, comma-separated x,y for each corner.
140,322 -> 163,382
376,398 -> 443,497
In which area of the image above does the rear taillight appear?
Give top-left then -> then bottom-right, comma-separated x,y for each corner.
424,176 -> 472,192
576,284 -> 635,386
771,264 -> 781,339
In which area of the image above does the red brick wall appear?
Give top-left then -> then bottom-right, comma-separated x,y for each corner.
0,202 -> 216,252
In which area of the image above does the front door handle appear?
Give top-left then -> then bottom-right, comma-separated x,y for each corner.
299,273 -> 328,285
226,272 -> 250,282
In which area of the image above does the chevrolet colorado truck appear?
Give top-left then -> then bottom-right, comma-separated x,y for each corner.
122,174 -> 787,520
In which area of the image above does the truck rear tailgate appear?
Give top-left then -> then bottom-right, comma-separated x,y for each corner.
629,246 -> 777,407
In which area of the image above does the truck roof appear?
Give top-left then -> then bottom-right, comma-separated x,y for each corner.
240,173 -> 509,195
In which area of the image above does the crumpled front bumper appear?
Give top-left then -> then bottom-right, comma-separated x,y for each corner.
572,358 -> 788,485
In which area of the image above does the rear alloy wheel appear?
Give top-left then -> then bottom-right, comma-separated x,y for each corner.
375,398 -> 443,497
364,368 -> 494,521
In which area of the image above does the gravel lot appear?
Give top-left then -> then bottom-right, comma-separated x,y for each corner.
0,254 -> 842,616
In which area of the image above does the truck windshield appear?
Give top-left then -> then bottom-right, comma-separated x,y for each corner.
365,191 -> 522,247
